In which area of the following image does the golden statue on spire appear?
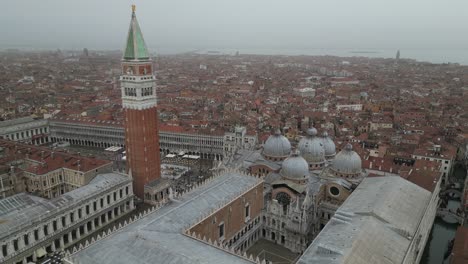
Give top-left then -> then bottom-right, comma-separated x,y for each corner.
132,4 -> 136,13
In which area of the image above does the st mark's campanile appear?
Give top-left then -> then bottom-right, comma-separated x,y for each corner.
121,5 -> 161,199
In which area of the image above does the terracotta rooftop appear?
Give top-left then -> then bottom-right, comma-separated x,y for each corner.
451,226 -> 468,264
0,139 -> 111,175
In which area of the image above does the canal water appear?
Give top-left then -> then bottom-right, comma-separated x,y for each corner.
421,165 -> 466,264
420,204 -> 459,264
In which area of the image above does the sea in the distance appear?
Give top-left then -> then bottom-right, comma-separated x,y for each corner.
2,45 -> 467,65
157,47 -> 468,66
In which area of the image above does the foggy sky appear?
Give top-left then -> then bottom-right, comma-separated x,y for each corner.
2,0 -> 468,53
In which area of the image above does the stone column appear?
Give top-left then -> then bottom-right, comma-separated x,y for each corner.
56,218 -> 62,230
28,231 -> 36,245
76,228 -> 81,240
51,241 -> 56,251
32,251 -> 37,262
18,236 -> 25,250
6,242 -> 14,257
104,213 -> 108,223
38,227 -> 45,240
110,209 -> 114,220
65,214 -> 71,226
97,216 -> 102,227
48,222 -> 53,234
22,257 -> 28,264
84,223 -> 88,235
68,232 -> 73,244
60,236 -> 65,249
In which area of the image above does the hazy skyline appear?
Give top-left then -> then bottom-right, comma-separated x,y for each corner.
2,0 -> 468,61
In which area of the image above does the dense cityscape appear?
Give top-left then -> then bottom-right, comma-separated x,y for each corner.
1,4 -> 468,264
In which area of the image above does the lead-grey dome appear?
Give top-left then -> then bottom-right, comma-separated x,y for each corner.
331,143 -> 362,175
281,152 -> 309,181
321,131 -> 336,158
263,129 -> 291,159
298,128 -> 325,164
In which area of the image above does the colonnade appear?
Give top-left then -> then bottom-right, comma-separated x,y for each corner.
1,185 -> 134,264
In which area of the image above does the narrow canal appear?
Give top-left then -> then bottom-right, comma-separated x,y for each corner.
421,165 -> 466,264
420,201 -> 459,264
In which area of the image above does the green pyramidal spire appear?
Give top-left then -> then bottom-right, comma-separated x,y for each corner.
123,5 -> 150,60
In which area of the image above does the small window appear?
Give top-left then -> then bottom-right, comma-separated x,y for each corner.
245,204 -> 250,221
218,222 -> 225,239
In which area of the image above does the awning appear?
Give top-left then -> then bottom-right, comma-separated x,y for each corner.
36,247 -> 47,258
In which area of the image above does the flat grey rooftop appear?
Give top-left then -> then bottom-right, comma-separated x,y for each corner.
0,117 -> 35,127
0,173 -> 130,239
73,170 -> 261,264
297,176 -> 431,264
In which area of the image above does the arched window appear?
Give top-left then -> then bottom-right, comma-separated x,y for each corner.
276,192 -> 291,206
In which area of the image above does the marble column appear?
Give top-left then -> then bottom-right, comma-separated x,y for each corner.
67,232 -> 73,244
38,228 -> 45,240
56,218 -> 62,230
65,214 -> 71,226
60,236 -> 65,249
18,237 -> 25,250
6,242 -> 14,257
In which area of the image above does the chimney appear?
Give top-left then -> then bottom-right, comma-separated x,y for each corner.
41,151 -> 45,159
51,151 -> 55,159
77,160 -> 81,171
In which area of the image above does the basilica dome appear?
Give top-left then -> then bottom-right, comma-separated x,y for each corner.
298,128 -> 326,166
281,152 -> 309,181
331,143 -> 362,176
321,131 -> 336,159
263,129 -> 291,160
